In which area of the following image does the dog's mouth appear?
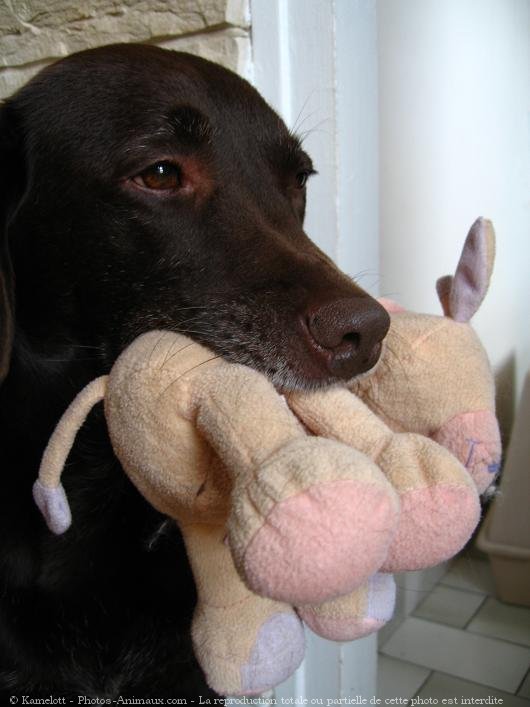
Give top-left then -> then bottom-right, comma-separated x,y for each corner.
160,294 -> 389,392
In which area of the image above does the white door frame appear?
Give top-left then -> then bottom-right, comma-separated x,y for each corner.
249,0 -> 379,699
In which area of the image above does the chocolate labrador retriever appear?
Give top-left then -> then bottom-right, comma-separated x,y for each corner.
0,44 -> 389,699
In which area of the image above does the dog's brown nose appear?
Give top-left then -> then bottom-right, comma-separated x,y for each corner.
305,298 -> 390,379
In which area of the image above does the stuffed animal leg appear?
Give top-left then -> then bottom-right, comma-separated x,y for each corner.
288,385 -> 480,573
179,354 -> 400,605
181,521 -> 305,696
285,385 -> 479,642
292,379 -> 483,642
297,572 -> 396,641
33,364 -> 306,697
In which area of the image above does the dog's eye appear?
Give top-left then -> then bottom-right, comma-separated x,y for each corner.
295,170 -> 311,189
133,162 -> 181,191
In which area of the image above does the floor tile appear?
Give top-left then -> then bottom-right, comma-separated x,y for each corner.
441,556 -> 496,595
380,616 -> 530,693
468,597 -> 530,647
414,584 -> 485,628
377,654 -> 430,701
518,669 -> 530,698
415,671 -> 530,705
377,616 -> 404,648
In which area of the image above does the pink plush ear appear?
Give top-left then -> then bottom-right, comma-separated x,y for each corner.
378,297 -> 406,313
436,217 -> 495,322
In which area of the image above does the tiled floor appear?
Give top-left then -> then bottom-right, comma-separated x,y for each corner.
378,555 -> 530,704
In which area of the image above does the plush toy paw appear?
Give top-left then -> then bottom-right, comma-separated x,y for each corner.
287,386 -> 481,574
228,436 -> 400,604
432,409 -> 502,494
239,612 -> 305,695
181,521 -> 305,697
298,573 -> 396,641
377,434 -> 481,572
192,600 -> 305,696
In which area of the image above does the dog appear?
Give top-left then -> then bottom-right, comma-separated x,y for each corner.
0,43 -> 389,699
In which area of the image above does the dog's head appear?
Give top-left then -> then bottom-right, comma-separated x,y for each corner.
0,43 -> 389,390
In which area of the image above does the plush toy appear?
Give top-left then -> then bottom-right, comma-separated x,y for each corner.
296,216 -> 501,641
33,333 -> 402,696
32,335 -> 474,696
31,218 -> 497,696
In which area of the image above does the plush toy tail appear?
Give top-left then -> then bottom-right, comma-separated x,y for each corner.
33,375 -> 108,534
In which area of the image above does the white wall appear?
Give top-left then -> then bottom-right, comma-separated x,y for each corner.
378,0 -> 530,421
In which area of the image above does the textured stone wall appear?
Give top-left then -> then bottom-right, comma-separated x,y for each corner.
0,0 -> 250,99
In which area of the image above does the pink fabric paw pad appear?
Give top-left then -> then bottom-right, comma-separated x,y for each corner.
382,484 -> 480,572
242,480 -> 399,605
299,573 -> 396,641
432,410 -> 501,494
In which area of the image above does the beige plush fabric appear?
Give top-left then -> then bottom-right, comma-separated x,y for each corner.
183,521 -> 304,695
105,332 -> 232,524
39,375 -> 108,487
36,330 -> 402,694
298,572 -> 396,641
289,384 -> 479,568
353,314 -> 495,437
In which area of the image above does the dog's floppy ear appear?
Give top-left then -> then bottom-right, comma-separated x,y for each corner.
0,102 -> 25,383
